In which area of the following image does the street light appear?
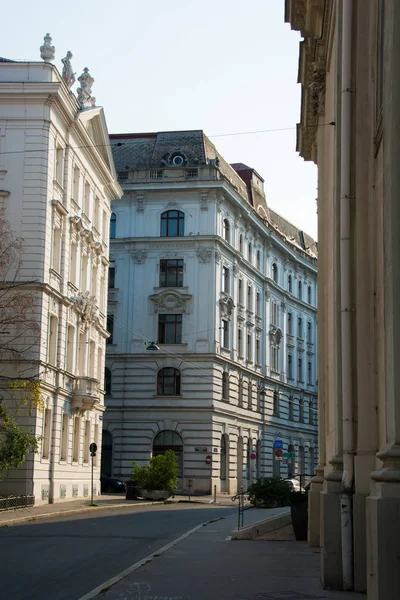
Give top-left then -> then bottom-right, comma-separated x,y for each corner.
146,341 -> 160,351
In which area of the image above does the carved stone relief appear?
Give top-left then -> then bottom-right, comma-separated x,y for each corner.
196,249 -> 212,263
132,250 -> 147,264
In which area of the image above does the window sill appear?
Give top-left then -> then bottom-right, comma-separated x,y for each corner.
153,395 -> 183,399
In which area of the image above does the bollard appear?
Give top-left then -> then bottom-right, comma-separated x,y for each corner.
214,484 -> 217,504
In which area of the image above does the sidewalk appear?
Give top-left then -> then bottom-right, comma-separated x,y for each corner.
83,509 -> 366,600
0,492 -> 237,526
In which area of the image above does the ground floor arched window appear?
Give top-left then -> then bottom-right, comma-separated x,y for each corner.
153,430 -> 183,476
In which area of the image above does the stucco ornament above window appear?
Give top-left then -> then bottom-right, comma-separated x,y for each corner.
132,250 -> 147,264
196,249 -> 212,263
150,290 -> 192,314
40,33 -> 55,62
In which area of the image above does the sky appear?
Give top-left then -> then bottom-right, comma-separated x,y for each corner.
3,0 -> 318,238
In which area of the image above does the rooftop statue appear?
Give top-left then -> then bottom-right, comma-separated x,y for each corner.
40,33 -> 55,62
61,51 -> 76,89
77,67 -> 95,108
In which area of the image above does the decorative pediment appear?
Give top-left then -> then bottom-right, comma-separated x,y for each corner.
150,290 -> 192,314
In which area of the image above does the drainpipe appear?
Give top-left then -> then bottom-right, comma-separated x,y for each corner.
340,0 -> 354,591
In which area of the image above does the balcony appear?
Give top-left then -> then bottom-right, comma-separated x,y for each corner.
72,377 -> 100,414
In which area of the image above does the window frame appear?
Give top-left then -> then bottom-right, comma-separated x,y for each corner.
160,210 -> 185,237
159,259 -> 184,287
158,314 -> 183,344
157,367 -> 181,395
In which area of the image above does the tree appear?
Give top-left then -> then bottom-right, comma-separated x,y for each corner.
0,206 -> 41,475
131,450 -> 180,496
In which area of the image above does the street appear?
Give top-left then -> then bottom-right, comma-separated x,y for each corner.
0,504 -> 234,600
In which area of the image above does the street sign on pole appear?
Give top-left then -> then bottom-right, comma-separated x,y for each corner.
283,452 -> 295,459
89,442 -> 97,506
273,440 -> 283,449
274,448 -> 283,458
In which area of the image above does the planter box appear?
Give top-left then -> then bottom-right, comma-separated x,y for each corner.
139,489 -> 171,501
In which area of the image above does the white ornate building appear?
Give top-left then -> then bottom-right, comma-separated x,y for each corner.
0,37 -> 122,503
104,130 -> 318,494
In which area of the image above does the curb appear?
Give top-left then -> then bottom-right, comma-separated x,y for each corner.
0,501 -> 158,527
231,508 -> 291,540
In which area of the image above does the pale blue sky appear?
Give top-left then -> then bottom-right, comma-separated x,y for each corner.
4,0 -> 317,238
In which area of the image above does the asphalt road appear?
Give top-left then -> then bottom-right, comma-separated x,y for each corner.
0,504 -> 234,600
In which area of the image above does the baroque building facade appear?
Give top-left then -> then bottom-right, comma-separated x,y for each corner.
104,130 -> 318,494
0,38 -> 121,504
286,1 -> 400,598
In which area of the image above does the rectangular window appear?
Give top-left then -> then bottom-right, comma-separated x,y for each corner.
288,312 -> 293,334
159,259 -> 183,287
256,292 -> 260,316
66,326 -> 74,373
256,339 -> 260,364
222,267 -> 230,294
48,316 -> 58,365
247,285 -> 252,311
271,302 -> 279,326
288,354 -> 293,379
158,314 -> 182,344
60,413 -> 68,461
89,341 -> 96,378
81,254 -> 88,292
55,146 -> 63,185
73,417 -> 80,462
73,165 -> 80,203
247,333 -> 252,361
108,265 -> 115,289
42,409 -> 52,459
107,315 -> 114,344
271,345 -> 279,371
69,242 -> 77,285
52,227 -> 62,272
83,420 -> 90,463
308,361 -> 312,385
289,396 -> 294,420
307,321 -> 312,343
298,357 -> 303,381
238,329 -> 243,357
223,320 -> 229,349
91,260 -> 97,296
84,182 -> 90,216
94,196 -> 100,230
298,317 -> 303,338
239,279 -> 244,304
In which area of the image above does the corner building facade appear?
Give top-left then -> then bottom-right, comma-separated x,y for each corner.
104,130 -> 318,494
0,56 -> 121,503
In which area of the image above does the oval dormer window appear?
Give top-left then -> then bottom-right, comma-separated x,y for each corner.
172,154 -> 184,166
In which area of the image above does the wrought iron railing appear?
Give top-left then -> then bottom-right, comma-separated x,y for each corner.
231,489 -> 248,530
0,494 -> 35,511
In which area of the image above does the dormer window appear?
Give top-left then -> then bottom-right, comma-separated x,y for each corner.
172,154 -> 184,166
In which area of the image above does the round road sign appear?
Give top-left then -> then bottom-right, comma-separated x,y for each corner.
205,455 -> 211,465
250,452 -> 257,460
274,448 -> 283,458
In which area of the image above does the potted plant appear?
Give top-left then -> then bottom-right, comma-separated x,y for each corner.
131,450 -> 179,500
247,476 -> 291,508
290,490 -> 308,541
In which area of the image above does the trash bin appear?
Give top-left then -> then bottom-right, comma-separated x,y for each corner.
125,480 -> 138,500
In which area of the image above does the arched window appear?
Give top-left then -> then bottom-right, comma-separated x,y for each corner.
104,367 -> 112,395
288,274 -> 292,293
308,285 -> 312,304
272,263 -> 278,283
256,250 -> 261,270
239,234 -> 243,254
298,280 -> 303,300
160,210 -> 184,237
248,242 -> 252,263
157,368 -> 181,395
110,213 -> 116,239
222,372 -> 229,400
153,430 -> 183,476
223,219 -> 230,243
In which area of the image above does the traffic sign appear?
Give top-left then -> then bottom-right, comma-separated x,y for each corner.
89,442 -> 97,457
205,455 -> 212,465
274,448 -> 283,458
250,452 -> 257,460
273,440 -> 283,449
283,452 -> 296,459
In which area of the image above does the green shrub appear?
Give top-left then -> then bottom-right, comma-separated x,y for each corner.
247,476 -> 291,507
132,450 -> 179,496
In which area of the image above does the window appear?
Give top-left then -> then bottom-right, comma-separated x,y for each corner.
289,397 -> 294,421
256,250 -> 261,270
272,263 -> 278,283
223,219 -> 230,243
247,285 -> 253,311
222,267 -> 230,294
298,280 -> 303,300
94,196 -> 100,230
60,413 -> 68,461
256,292 -> 260,316
239,234 -> 243,254
223,320 -> 229,348
110,213 -> 116,239
307,321 -> 312,343
256,339 -> 260,364
78,332 -> 86,375
298,317 -> 303,338
288,312 -> 293,334
105,367 -> 112,395
66,326 -> 74,373
160,210 -> 184,237
160,259 -> 183,287
73,164 -> 80,203
150,169 -> 163,179
107,315 -> 114,344
288,274 -> 292,293
83,420 -> 90,463
81,254 -> 88,292
273,392 -> 280,417
91,260 -> 98,296
220,435 -> 227,480
247,333 -> 252,361
298,357 -> 303,382
48,316 -> 58,365
238,329 -> 243,357
308,285 -> 312,304
271,344 -> 279,371
239,279 -> 244,304
55,146 -> 63,185
238,378 -> 243,406
271,302 -> 279,326
69,241 -> 77,285
158,314 -> 182,344
299,398 -> 304,422
97,347 -> 102,383
52,226 -> 61,272
157,368 -> 181,395
88,341 -> 96,378
42,409 -> 52,459
308,361 -> 312,385
288,354 -> 293,379
222,372 -> 229,400
84,182 -> 90,216
109,264 -> 115,288
248,242 -> 252,263
73,417 -> 80,462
